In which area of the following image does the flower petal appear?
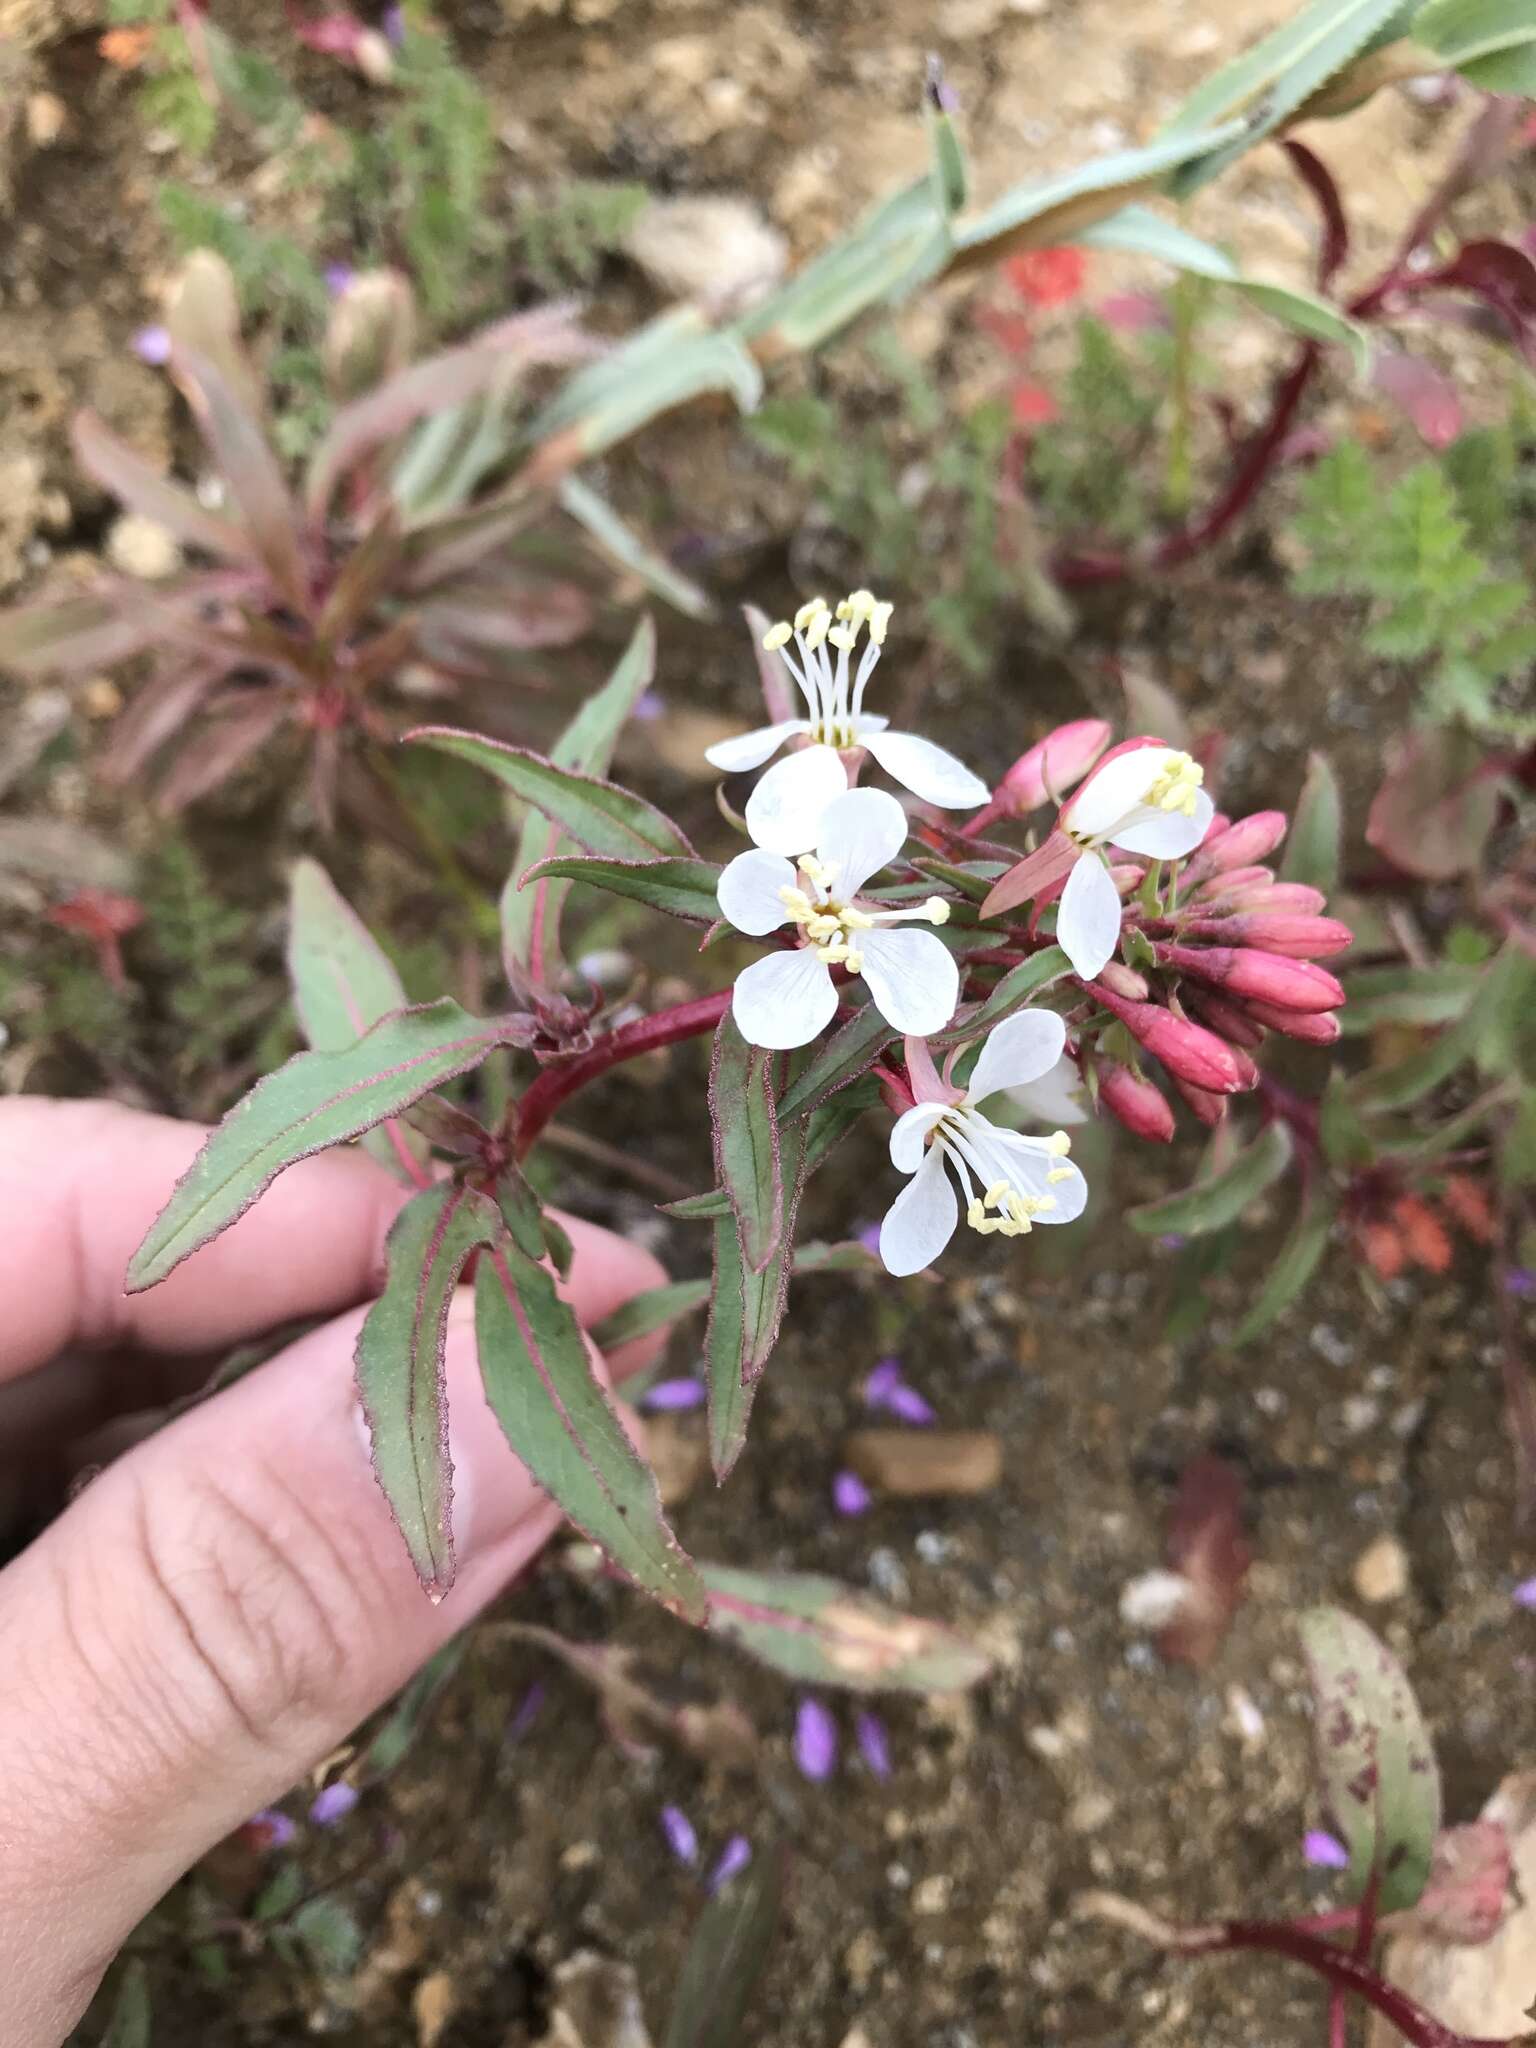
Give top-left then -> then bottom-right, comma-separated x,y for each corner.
1062,743 -> 1179,841
850,713 -> 891,738
858,928 -> 959,1037
879,1148 -> 958,1275
731,947 -> 838,1049
745,745 -> 848,857
815,786 -> 909,897
1112,786 -> 1216,859
717,847 -> 796,935
890,1100 -> 947,1173
1006,1052 -> 1090,1126
705,719 -> 809,773
862,729 -> 990,810
966,1009 -> 1068,1104
1055,851 -> 1123,980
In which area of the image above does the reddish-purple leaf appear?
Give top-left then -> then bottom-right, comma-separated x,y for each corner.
1372,351 -> 1464,448
172,343 -> 312,618
153,693 -> 287,812
71,409 -> 254,563
100,662 -> 221,782
1367,729 -> 1501,881
1158,1452 -> 1252,1668
1404,240 -> 1536,367
1283,139 -> 1350,289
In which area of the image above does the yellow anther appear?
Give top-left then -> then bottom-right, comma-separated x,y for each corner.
797,854 -> 832,886
1044,1130 -> 1072,1157
803,610 -> 832,651
844,587 -> 876,617
924,896 -> 950,925
840,906 -> 874,930
794,596 -> 828,632
762,621 -> 792,651
844,947 -> 864,974
828,624 -> 857,653
1047,1167 -> 1074,1185
1143,751 -> 1204,819
868,600 -> 894,644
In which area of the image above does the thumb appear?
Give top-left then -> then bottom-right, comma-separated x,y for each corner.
0,1293 -> 563,2047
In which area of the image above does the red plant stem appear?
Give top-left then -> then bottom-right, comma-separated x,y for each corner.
382,1116 -> 433,1190
513,990 -> 732,1159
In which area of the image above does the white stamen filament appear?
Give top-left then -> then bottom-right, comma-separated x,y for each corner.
928,1107 -> 1074,1238
761,588 -> 893,752
776,853 -> 946,974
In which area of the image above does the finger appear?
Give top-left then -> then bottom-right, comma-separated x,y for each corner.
0,1289 -> 594,2045
0,1098 -> 671,1387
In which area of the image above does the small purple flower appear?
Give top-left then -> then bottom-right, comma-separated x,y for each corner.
309,1781 -> 359,1828
507,1680 -> 546,1743
1513,1577 -> 1536,1610
641,1376 -> 707,1412
632,689 -> 665,723
244,1807 -> 297,1851
864,1358 -> 935,1425
382,2 -> 406,44
324,262 -> 356,298
708,1834 -> 753,1893
794,1696 -> 838,1782
1303,1829 -> 1350,1870
1504,1267 -> 1536,1300
1158,1233 -> 1189,1253
660,1804 -> 699,1866
855,1710 -> 892,1782
856,1220 -> 883,1258
833,1469 -> 872,1516
132,325 -> 172,367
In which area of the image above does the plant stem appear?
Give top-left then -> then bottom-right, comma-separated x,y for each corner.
513,989 -> 732,1159
1165,275 -> 1198,519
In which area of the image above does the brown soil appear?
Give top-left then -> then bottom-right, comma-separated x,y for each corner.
3,5 -> 1533,2047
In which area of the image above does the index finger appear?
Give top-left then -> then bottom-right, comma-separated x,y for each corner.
0,1098 -> 670,1383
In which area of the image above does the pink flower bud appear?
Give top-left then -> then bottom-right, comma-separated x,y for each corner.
1096,961 -> 1150,1002
1239,1001 -> 1343,1044
1097,1061 -> 1176,1142
1180,811 -> 1288,885
1000,719 -> 1112,812
1090,986 -> 1250,1094
1177,915 -> 1353,959
1156,943 -> 1344,1014
1184,992 -> 1266,1050
1205,879 -> 1328,915
1170,1073 -> 1230,1126
1193,865 -> 1274,902
1109,863 -> 1147,896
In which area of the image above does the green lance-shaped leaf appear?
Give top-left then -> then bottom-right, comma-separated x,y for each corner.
706,1107 -> 809,1481
1130,1120 -> 1295,1238
710,1012 -> 782,1275
128,1001 -> 508,1291
701,1563 -> 994,1694
1338,962 -> 1480,1035
287,858 -> 409,1047
1233,1185 -> 1337,1343
924,64 -> 969,215
522,853 -> 722,927
1354,943 -> 1533,1113
931,945 -> 1072,1049
1282,751 -> 1343,895
474,1242 -> 707,1621
663,1844 -> 785,2048
356,1183 -> 502,1596
1413,0 -> 1536,90
948,124 -> 1245,273
99,1961 -> 152,2048
557,475 -> 713,620
501,616 -> 658,987
1159,0 -> 1417,191
587,1236 -> 871,1354
777,1004 -> 894,1120
362,1634 -> 471,1778
408,727 -> 693,861
1299,1605 -> 1441,1915
1077,210 -> 1371,370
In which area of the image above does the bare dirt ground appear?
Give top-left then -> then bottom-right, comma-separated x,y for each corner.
2,3 -> 1533,2045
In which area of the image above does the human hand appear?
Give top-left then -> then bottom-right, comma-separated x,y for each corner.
0,1098 -> 667,2047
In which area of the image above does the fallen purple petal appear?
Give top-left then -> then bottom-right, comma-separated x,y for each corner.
1303,1828 -> 1350,1870
324,263 -> 356,298
309,1781 -> 359,1827
132,325 -> 171,366
885,1384 -> 937,1427
865,1358 -> 903,1406
856,1220 -> 883,1258
660,1803 -> 699,1866
382,1 -> 405,42
707,1834 -> 753,1893
855,1710 -> 892,1782
1158,1233 -> 1188,1253
633,689 -> 666,722
1504,1267 -> 1536,1299
1513,1577 -> 1536,1610
244,1807 -> 297,1851
833,1469 -> 872,1516
864,1359 -> 936,1425
507,1680 -> 546,1743
794,1696 -> 838,1782
641,1376 -> 707,1412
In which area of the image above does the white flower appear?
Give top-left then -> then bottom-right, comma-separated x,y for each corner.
717,787 -> 959,1050
1006,1051 -> 1090,1127
707,590 -> 990,856
1054,743 -> 1216,981
879,1010 -> 1089,1276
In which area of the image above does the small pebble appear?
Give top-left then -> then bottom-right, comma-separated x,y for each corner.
1353,1533 -> 1410,1604
1118,1569 -> 1193,1632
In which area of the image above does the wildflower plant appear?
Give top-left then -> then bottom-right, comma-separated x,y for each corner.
120,588 -> 1356,1615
